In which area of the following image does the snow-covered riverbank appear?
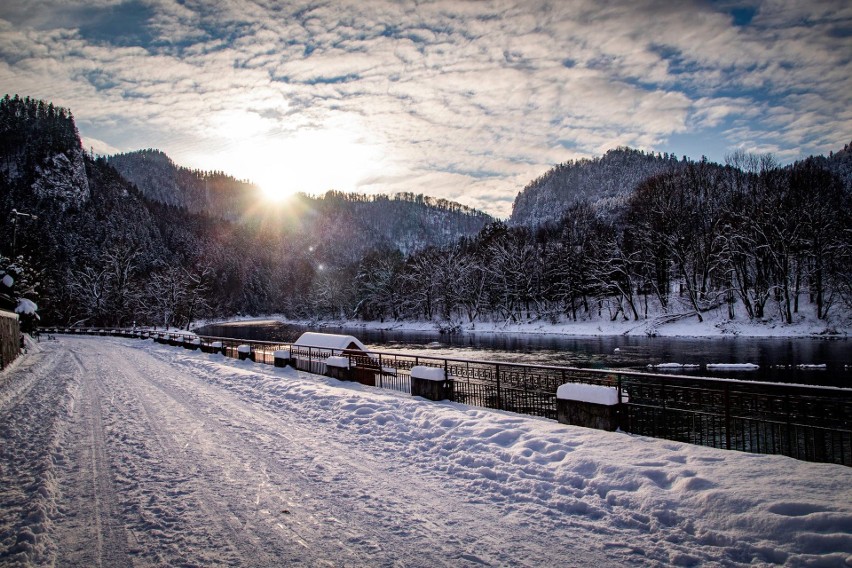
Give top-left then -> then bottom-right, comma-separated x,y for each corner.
205,309 -> 851,339
2,336 -> 851,566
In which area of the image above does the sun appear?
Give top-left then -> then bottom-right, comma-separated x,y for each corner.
193,110 -> 384,202
236,126 -> 381,201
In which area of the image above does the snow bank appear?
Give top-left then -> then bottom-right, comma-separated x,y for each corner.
647,362 -> 700,370
410,365 -> 445,381
556,383 -> 620,405
15,298 -> 37,315
707,363 -> 759,371
160,342 -> 852,566
239,311 -> 852,338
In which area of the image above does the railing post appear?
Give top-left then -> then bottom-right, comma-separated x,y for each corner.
784,393 -> 793,458
660,378 -> 667,439
724,383 -> 732,450
495,363 -> 502,410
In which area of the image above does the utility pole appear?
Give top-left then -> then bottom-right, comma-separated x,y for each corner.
10,209 -> 37,257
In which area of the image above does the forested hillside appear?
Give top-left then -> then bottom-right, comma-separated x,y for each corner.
110,149 -> 493,257
2,95 -> 850,331
365,154 -> 850,328
510,147 -> 685,226
108,149 -> 260,220
286,191 -> 492,257
0,96 -> 492,328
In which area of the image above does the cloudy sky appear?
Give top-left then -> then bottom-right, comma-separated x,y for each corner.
1,0 -> 850,217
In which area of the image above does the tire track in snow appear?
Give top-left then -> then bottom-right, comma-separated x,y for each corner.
78,337 -> 498,566
40,337 -> 617,566
110,363 -> 288,567
52,348 -> 131,567
130,340 -> 597,567
102,342 -> 383,566
64,338 -> 252,567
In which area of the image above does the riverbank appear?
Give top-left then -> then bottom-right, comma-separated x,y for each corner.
201,309 -> 850,339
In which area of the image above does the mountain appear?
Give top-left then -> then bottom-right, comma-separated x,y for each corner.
286,191 -> 493,259
109,149 -> 494,256
1,95 -> 495,326
509,147 -> 685,226
3,95 -> 848,329
0,94 -> 90,209
107,149 -> 259,220
0,95 -> 171,325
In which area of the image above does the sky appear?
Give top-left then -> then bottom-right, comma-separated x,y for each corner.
1,0 -> 850,218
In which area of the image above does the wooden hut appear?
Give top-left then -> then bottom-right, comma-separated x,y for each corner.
291,332 -> 378,384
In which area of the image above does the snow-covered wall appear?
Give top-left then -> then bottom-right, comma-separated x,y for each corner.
556,383 -> 620,406
410,366 -> 445,381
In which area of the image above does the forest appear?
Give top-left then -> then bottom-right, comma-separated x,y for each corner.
368,154 -> 851,328
1,95 -> 851,331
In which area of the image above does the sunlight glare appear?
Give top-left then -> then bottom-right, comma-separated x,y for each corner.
193,110 -> 385,203
231,127 -> 381,201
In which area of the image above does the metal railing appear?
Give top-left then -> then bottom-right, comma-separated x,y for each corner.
47,326 -> 852,466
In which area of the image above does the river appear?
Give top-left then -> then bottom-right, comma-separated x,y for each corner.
195,321 -> 852,388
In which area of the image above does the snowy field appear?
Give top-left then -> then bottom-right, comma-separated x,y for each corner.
1,337 -> 851,567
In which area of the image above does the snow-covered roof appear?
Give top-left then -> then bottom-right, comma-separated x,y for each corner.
293,332 -> 369,352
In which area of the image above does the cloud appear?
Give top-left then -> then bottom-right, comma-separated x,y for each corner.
81,135 -> 122,156
1,0 -> 849,218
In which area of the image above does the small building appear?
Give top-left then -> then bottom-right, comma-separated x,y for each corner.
292,332 -> 377,383
293,332 -> 370,354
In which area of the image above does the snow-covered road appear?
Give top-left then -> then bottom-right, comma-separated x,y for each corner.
1,337 -> 851,567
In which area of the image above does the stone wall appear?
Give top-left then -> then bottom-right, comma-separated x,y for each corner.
556,399 -> 621,431
0,310 -> 19,369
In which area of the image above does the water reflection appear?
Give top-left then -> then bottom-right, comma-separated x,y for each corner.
195,321 -> 852,387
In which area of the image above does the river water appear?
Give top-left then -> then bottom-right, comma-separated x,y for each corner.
195,321 -> 852,388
